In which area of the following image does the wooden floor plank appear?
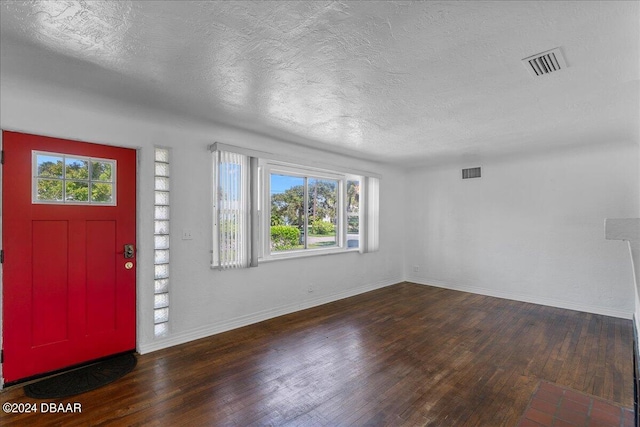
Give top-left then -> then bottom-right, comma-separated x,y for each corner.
0,282 -> 633,426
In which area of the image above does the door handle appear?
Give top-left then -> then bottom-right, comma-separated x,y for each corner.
123,244 -> 135,259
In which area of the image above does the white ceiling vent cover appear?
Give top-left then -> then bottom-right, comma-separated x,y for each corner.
522,48 -> 567,77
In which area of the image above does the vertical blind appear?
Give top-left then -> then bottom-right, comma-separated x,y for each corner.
364,176 -> 380,253
213,150 -> 250,269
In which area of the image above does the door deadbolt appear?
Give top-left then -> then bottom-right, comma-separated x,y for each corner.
124,244 -> 135,259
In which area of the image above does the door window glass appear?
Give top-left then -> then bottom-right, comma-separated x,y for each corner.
33,151 -> 116,205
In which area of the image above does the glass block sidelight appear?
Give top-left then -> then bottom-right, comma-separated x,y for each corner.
154,307 -> 169,323
154,191 -> 169,206
154,323 -> 168,337
154,263 -> 169,279
155,162 -> 169,177
154,249 -> 170,264
155,177 -> 169,191
154,148 -> 170,337
154,293 -> 169,309
154,149 -> 169,163
154,235 -> 170,250
154,205 -> 169,220
154,220 -> 170,235
154,278 -> 169,294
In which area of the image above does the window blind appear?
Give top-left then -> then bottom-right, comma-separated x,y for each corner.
362,176 -> 380,253
213,150 -> 251,269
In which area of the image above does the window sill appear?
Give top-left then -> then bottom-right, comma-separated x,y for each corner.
259,247 -> 361,263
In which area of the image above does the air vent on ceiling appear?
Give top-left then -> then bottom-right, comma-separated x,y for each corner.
522,47 -> 567,77
462,167 -> 481,179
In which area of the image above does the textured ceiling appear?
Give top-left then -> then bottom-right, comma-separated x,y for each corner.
1,1 -> 638,164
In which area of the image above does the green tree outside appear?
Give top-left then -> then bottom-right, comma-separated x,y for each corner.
271,179 -> 338,230
36,156 -> 113,203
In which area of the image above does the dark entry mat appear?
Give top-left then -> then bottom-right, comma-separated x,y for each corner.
24,353 -> 137,399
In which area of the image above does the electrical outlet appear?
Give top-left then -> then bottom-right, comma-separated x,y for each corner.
307,284 -> 314,294
413,266 -> 420,272
182,229 -> 193,240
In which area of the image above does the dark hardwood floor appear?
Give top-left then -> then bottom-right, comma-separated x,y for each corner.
1,282 -> 633,426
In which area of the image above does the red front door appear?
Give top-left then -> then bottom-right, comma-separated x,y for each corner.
2,131 -> 136,383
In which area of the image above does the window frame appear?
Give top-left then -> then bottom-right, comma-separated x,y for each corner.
260,160 -> 361,262
210,142 -> 378,270
32,150 -> 117,206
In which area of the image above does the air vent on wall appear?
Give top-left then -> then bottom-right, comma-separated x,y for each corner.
462,167 -> 481,179
522,47 -> 567,77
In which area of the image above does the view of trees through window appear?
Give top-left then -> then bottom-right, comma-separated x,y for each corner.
34,153 -> 114,204
270,174 -> 339,251
346,180 -> 360,248
270,174 -> 360,252
211,149 -> 373,264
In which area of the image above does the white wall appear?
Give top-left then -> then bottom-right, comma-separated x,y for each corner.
1,67 -> 637,374
0,75 -> 405,357
404,142 -> 639,318
635,142 -> 640,342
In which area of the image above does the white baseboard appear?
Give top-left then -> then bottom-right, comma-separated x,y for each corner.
405,276 -> 633,319
138,276 -> 401,354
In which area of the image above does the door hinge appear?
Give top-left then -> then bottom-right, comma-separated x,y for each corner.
1,350 -> 3,364
1,150 -> 4,164
0,250 -> 4,264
